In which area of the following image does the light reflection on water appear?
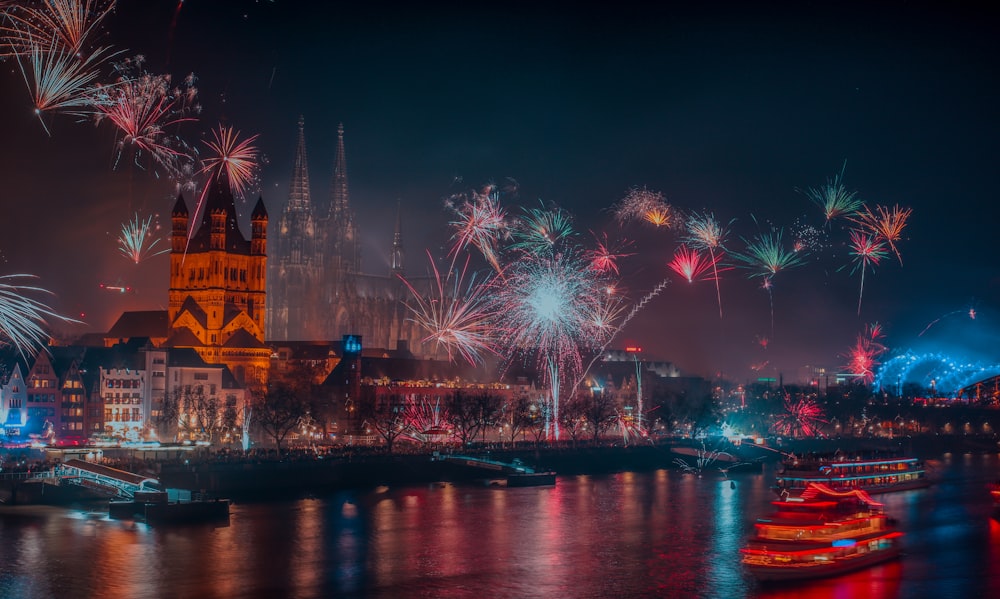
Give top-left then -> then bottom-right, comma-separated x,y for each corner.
1,455 -> 999,598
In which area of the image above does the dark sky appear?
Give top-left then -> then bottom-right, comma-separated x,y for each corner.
2,0 -> 998,381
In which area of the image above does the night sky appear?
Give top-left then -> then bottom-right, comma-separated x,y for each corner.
1,1 -> 998,381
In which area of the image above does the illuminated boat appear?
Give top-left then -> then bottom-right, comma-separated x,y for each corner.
775,454 -> 930,496
741,482 -> 903,582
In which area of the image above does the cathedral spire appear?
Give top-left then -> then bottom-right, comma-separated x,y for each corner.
391,199 -> 404,276
288,116 -> 312,213
331,122 -> 348,218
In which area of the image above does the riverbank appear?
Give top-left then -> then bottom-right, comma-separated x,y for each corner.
154,434 -> 1000,500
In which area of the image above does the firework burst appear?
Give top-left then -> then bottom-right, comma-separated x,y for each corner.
1,0 -> 115,57
400,252 -> 497,366
844,322 -> 888,385
14,37 -> 114,135
92,62 -> 199,180
509,201 -> 575,256
850,204 -> 912,265
0,274 -> 78,358
801,163 -> 863,223
772,395 -> 827,437
491,249 -> 615,439
199,124 -> 260,200
733,228 -> 806,335
613,187 -> 678,229
445,184 -> 508,273
667,244 -> 724,284
684,211 -> 731,319
585,231 -> 633,275
117,212 -> 169,264
843,229 -> 889,315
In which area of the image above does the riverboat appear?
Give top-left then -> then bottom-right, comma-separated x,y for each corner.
775,453 -> 930,496
741,482 -> 903,582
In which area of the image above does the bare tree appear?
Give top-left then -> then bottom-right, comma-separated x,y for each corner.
444,390 -> 480,447
255,382 -> 309,454
361,392 -> 409,453
472,392 -> 505,444
506,394 -> 535,446
559,392 -> 588,446
582,390 -> 618,442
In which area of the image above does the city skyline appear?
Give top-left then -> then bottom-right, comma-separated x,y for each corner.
1,1 -> 998,381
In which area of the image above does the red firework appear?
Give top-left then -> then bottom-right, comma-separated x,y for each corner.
843,322 -> 888,385
667,245 -> 724,283
772,395 -> 827,437
199,124 -> 260,199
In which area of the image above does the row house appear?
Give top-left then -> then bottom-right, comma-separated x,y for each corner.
0,341 -> 247,445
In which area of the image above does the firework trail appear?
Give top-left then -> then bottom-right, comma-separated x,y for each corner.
1,0 -> 115,57
850,204 -> 911,266
919,301 -> 978,336
733,228 -> 806,336
843,322 -> 887,385
586,231 -> 633,276
800,162 -> 863,223
509,201 -> 576,256
400,396 -> 451,443
613,187 -> 679,229
668,244 -> 722,284
445,183 -> 508,273
92,60 -> 199,182
490,249 -> 615,439
400,251 -> 497,366
842,229 -> 888,316
684,211 -> 731,319
118,212 -> 169,264
199,124 -> 260,200
772,394 -> 827,437
0,274 -> 78,358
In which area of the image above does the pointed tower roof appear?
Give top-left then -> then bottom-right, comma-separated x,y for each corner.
172,193 -> 188,216
330,122 -> 348,218
288,116 -> 312,214
251,196 -> 268,220
187,166 -> 250,253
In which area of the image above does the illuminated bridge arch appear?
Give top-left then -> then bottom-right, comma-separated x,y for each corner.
873,351 -> 1000,395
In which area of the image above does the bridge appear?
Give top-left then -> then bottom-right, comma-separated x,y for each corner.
49,459 -> 160,499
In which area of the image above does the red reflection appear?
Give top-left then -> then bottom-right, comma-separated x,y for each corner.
754,559 -> 903,599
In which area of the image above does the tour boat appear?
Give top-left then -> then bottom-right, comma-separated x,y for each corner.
741,482 -> 904,582
775,453 -> 930,496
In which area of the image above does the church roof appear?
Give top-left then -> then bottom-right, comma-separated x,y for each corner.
223,329 -> 268,349
106,310 -> 169,340
176,297 -> 208,329
165,327 -> 205,348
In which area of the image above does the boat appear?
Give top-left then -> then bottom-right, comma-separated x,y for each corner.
775,453 -> 930,496
741,482 -> 904,582
506,470 -> 556,487
109,488 -> 229,524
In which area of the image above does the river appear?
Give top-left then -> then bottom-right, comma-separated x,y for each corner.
1,452 -> 999,598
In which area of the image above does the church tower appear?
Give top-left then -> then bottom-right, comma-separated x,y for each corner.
327,123 -> 360,275
268,116 -> 323,341
167,167 -> 270,385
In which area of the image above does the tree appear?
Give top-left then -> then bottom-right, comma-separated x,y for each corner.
506,394 -> 535,446
444,390 -> 481,447
255,382 -> 309,454
582,390 -> 618,442
472,392 -> 505,444
558,392 -> 588,446
362,392 -> 408,453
